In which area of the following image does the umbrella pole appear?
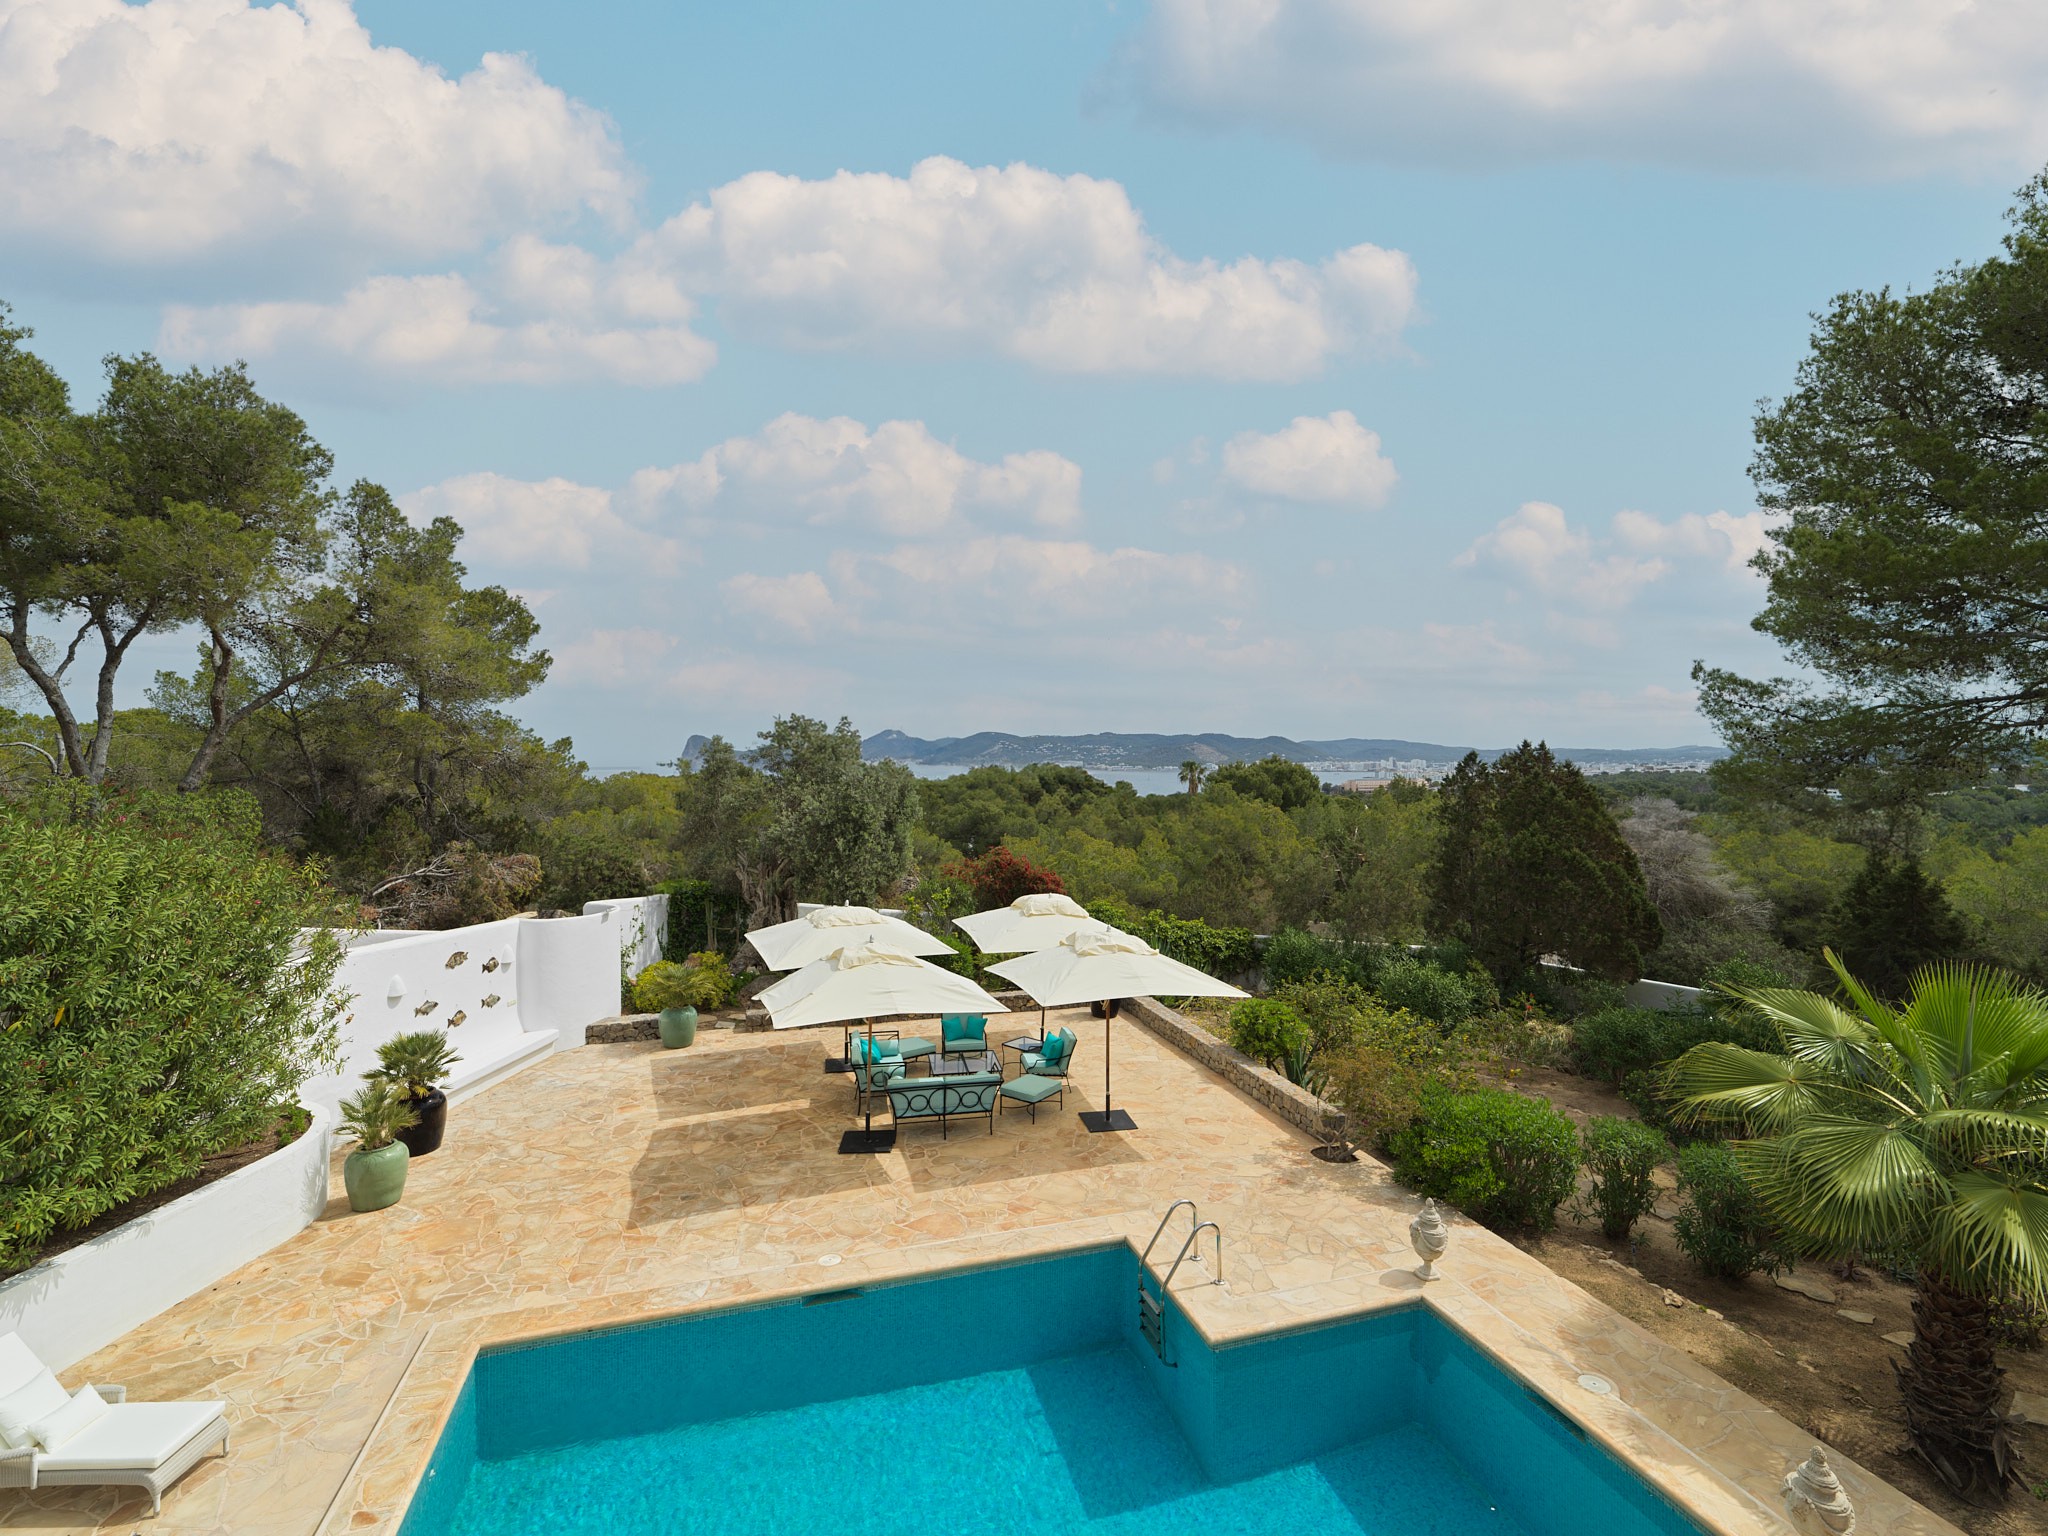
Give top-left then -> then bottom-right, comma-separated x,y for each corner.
1081,998 -> 1136,1133
838,1017 -> 897,1155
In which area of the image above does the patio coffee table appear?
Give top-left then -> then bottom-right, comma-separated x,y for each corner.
1002,1034 -> 1044,1055
929,1050 -> 999,1077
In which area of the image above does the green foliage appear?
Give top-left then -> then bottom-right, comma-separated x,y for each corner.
0,791 -> 348,1271
1672,1143 -> 1785,1281
1323,999 -> 1483,1151
1260,927 -> 1355,987
1208,755 -> 1321,811
1090,900 -> 1257,977
1372,955 -> 1481,1024
1430,742 -> 1661,986
1831,851 -> 1969,999
658,878 -> 747,960
1272,974 -> 1370,1063
1386,1087 -> 1580,1233
1579,1116 -> 1669,1240
533,819 -> 648,915
1572,1004 -> 1779,1088
1226,998 -> 1308,1072
633,954 -> 736,1012
339,1080 -> 416,1154
1697,175 -> 2048,819
370,1030 -> 460,1100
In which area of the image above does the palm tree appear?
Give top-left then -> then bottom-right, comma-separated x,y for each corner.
1668,950 -> 2048,1502
1178,759 -> 1207,795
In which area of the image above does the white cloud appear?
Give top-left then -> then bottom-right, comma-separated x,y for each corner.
170,156 -> 1418,385
1611,508 -> 1770,573
0,0 -> 630,268
628,413 -> 1082,535
1219,410 -> 1396,506
1126,0 -> 2048,176
160,238 -> 715,388
551,627 -> 679,686
1456,501 -> 1668,611
401,471 -> 683,573
721,571 -> 838,639
647,157 -> 1415,379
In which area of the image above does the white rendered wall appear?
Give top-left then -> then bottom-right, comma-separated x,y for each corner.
0,1103 -> 333,1372
585,894 -> 669,979
518,911 -> 622,1049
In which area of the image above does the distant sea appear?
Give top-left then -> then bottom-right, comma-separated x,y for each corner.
900,762 -> 1198,797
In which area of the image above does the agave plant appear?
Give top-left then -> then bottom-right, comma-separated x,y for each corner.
338,1080 -> 418,1152
1668,949 -> 2048,1501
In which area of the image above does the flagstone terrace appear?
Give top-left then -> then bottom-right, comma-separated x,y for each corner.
0,1011 -> 1960,1536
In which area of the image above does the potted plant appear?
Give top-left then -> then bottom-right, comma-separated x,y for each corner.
339,1080 -> 418,1213
633,958 -> 719,1048
371,1029 -> 461,1156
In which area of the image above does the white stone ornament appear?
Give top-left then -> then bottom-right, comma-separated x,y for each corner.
1783,1447 -> 1855,1535
1410,1198 -> 1449,1280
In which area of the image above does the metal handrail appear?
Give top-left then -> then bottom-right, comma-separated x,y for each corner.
1140,1199 -> 1198,1273
1162,1220 -> 1223,1292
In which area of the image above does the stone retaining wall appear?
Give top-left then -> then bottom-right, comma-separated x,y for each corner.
1120,995 -> 1345,1143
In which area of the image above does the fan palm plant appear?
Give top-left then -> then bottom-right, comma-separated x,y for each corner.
1667,950 -> 2048,1502
1178,759 -> 1207,795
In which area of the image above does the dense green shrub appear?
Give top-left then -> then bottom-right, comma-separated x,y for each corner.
1579,1116 -> 1668,1239
1227,998 -> 1308,1072
1260,927 -> 1339,986
1570,1006 -> 1671,1085
1092,901 -> 1257,977
1387,1087 -> 1579,1233
0,791 -> 348,1273
1373,955 -> 1482,1023
1571,1004 -> 1778,1087
1324,1000 -> 1482,1151
634,953 -> 738,1012
1673,1143 -> 1786,1280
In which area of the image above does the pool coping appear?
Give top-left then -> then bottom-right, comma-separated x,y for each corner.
315,1210 -> 1961,1536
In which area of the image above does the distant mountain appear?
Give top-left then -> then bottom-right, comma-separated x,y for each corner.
856,730 -> 1725,772
680,729 -> 1726,774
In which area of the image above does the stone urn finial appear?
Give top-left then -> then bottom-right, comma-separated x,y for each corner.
1410,1198 -> 1449,1281
1783,1448 -> 1855,1535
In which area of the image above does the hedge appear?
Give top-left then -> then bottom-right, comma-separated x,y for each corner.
1387,1087 -> 1579,1233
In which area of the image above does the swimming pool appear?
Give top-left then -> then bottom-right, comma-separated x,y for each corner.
398,1246 -> 1708,1536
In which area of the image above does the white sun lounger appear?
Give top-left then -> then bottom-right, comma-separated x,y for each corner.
0,1333 -> 229,1515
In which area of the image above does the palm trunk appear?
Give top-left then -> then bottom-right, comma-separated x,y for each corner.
1894,1268 -> 2020,1501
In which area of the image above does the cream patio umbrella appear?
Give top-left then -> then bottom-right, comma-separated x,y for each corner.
747,905 -> 955,971
989,926 -> 1246,1133
953,892 -> 1097,955
759,942 -> 1009,1154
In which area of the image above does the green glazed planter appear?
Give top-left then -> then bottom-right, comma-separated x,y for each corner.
658,1006 -> 698,1049
343,1141 -> 411,1213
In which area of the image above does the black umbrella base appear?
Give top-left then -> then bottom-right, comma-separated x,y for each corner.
823,1057 -> 851,1074
839,1127 -> 897,1154
1080,1109 -> 1137,1133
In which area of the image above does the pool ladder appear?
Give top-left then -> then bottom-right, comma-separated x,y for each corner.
1137,1200 -> 1223,1366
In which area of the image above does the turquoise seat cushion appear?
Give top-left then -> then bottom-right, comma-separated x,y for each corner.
894,1036 -> 937,1058
888,1073 -> 1000,1117
941,1014 -> 986,1047
1001,1074 -> 1064,1104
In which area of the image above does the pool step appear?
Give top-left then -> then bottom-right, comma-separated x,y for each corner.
1138,1288 -> 1166,1360
1136,1200 -> 1223,1366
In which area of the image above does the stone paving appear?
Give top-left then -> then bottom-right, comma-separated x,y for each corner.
0,1012 -> 1960,1536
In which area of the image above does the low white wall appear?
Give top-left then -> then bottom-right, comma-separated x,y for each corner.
518,910 -> 622,1050
0,1103 -> 333,1372
585,894 -> 668,979
1625,977 -> 1706,1011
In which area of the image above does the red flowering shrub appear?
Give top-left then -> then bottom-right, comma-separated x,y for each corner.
943,845 -> 1065,910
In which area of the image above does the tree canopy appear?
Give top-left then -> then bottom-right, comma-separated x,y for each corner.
1698,173 -> 2048,826
1429,742 -> 1661,984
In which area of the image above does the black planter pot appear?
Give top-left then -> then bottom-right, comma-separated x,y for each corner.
395,1088 -> 448,1157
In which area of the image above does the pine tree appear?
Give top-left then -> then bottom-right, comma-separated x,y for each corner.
1831,852 -> 1969,998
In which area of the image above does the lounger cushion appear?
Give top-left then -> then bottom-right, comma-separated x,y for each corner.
1001,1074 -> 1064,1105
0,1368 -> 70,1449
29,1385 -> 110,1452
0,1335 -> 42,1399
33,1401 -> 227,1472
894,1037 -> 936,1058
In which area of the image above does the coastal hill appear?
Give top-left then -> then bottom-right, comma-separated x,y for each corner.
682,730 -> 1725,773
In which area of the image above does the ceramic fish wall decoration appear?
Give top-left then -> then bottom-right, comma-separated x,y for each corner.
414,1000 -> 439,1016
481,957 -> 500,973
481,994 -> 501,1008
444,952 -> 468,969
446,1010 -> 468,1028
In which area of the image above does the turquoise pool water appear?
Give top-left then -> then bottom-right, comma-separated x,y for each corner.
399,1248 -> 1706,1536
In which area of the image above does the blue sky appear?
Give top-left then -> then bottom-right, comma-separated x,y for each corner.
2,0 -> 2037,766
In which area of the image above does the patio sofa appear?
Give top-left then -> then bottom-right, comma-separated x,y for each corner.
884,1073 -> 1001,1138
